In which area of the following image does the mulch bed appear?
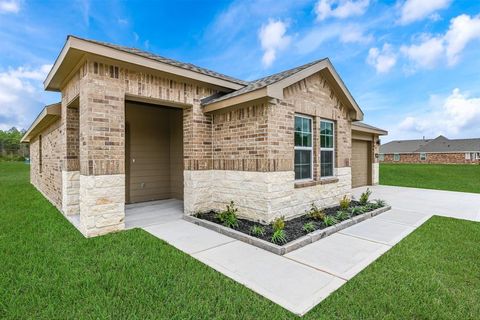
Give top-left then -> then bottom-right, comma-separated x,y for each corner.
195,201 -> 384,245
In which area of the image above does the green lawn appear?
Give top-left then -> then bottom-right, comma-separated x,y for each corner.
380,163 -> 480,194
1,162 -> 479,319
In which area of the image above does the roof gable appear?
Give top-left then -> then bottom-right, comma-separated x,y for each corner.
201,59 -> 364,120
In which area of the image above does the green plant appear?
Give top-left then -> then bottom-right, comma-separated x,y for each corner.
335,210 -> 350,221
216,201 -> 239,229
272,216 -> 285,232
374,199 -> 387,208
359,188 -> 372,205
302,222 -> 316,233
349,206 -> 363,216
271,229 -> 287,244
323,215 -> 338,227
339,195 -> 351,210
307,203 -> 326,220
250,225 -> 265,237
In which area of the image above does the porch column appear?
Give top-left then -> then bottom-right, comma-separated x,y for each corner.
78,71 -> 126,237
61,99 -> 80,216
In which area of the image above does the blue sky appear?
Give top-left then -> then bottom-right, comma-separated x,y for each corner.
1,0 -> 479,141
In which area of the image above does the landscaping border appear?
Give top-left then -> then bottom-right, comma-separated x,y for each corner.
183,205 -> 392,255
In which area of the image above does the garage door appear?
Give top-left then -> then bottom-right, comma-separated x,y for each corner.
352,140 -> 370,188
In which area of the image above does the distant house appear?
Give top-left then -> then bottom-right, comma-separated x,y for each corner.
380,135 -> 480,164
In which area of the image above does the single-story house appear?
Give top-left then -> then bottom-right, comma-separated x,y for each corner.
380,135 -> 480,164
21,35 -> 387,237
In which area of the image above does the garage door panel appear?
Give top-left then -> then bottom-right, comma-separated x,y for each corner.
352,140 -> 370,188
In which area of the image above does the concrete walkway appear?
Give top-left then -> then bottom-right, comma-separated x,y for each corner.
143,186 -> 480,315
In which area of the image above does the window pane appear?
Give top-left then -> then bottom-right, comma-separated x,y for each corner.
302,118 -> 311,133
302,133 -> 312,147
320,150 -> 334,177
294,132 -> 302,146
295,117 -> 302,132
294,150 -> 312,179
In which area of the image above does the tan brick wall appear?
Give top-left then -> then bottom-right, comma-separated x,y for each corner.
382,152 -> 479,164
282,72 -> 352,175
30,119 -> 63,209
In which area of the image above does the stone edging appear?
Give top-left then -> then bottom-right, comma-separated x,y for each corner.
183,205 -> 392,255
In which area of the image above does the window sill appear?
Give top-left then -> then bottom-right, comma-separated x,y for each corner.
294,177 -> 339,188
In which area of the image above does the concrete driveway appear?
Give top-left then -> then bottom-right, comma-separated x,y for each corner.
352,185 -> 480,222
143,185 -> 480,315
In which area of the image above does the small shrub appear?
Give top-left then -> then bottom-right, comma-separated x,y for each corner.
364,203 -> 377,211
302,222 -> 316,233
339,195 -> 351,210
359,188 -> 372,205
216,201 -> 239,229
350,206 -> 365,216
307,203 -> 326,220
250,225 -> 265,237
374,199 -> 387,208
271,229 -> 287,244
323,215 -> 338,227
335,210 -> 350,221
272,216 -> 285,232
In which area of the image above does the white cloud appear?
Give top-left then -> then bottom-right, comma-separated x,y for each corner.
339,25 -> 373,43
258,19 -> 292,67
0,0 -> 20,13
400,14 -> 480,71
398,88 -> 480,138
400,36 -> 444,69
315,0 -> 370,21
398,0 -> 451,25
0,64 -> 52,130
367,43 -> 397,73
296,23 -> 372,54
444,14 -> 480,66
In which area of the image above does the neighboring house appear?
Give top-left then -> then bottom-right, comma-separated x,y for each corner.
21,35 -> 387,237
380,135 -> 480,164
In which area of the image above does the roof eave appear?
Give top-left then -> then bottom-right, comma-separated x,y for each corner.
203,88 -> 268,112
352,124 -> 388,136
21,103 -> 61,143
45,36 -> 245,92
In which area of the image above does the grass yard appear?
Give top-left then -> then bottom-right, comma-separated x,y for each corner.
1,162 -> 479,319
380,163 -> 480,194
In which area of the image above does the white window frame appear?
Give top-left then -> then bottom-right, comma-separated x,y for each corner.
394,153 -> 400,161
476,152 -> 480,160
465,153 -> 471,160
320,119 -> 335,178
379,153 -> 385,161
294,114 -> 313,181
420,152 -> 427,161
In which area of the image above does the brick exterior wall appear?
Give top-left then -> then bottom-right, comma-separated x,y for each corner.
381,153 -> 480,164
29,54 -> 362,234
30,119 -> 63,209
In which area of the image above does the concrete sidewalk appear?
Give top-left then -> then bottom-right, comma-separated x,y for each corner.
143,185 -> 479,315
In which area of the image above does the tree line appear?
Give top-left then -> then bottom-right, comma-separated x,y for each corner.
0,127 -> 29,161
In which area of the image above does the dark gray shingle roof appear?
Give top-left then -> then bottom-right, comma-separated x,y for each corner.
380,139 -> 432,153
201,59 -> 326,105
380,135 -> 480,153
417,136 -> 480,152
73,36 -> 249,86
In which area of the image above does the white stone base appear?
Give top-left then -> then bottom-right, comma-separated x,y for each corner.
184,168 -> 352,223
372,163 -> 379,185
62,170 -> 80,216
79,174 -> 125,237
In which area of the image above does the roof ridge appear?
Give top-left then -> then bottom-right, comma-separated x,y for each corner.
69,35 -> 250,86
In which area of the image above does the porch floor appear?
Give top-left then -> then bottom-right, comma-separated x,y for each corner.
125,199 -> 183,229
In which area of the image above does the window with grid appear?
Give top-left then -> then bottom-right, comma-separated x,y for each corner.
294,115 -> 312,180
320,120 -> 334,178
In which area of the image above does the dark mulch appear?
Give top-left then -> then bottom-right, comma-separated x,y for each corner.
195,201 -> 384,245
